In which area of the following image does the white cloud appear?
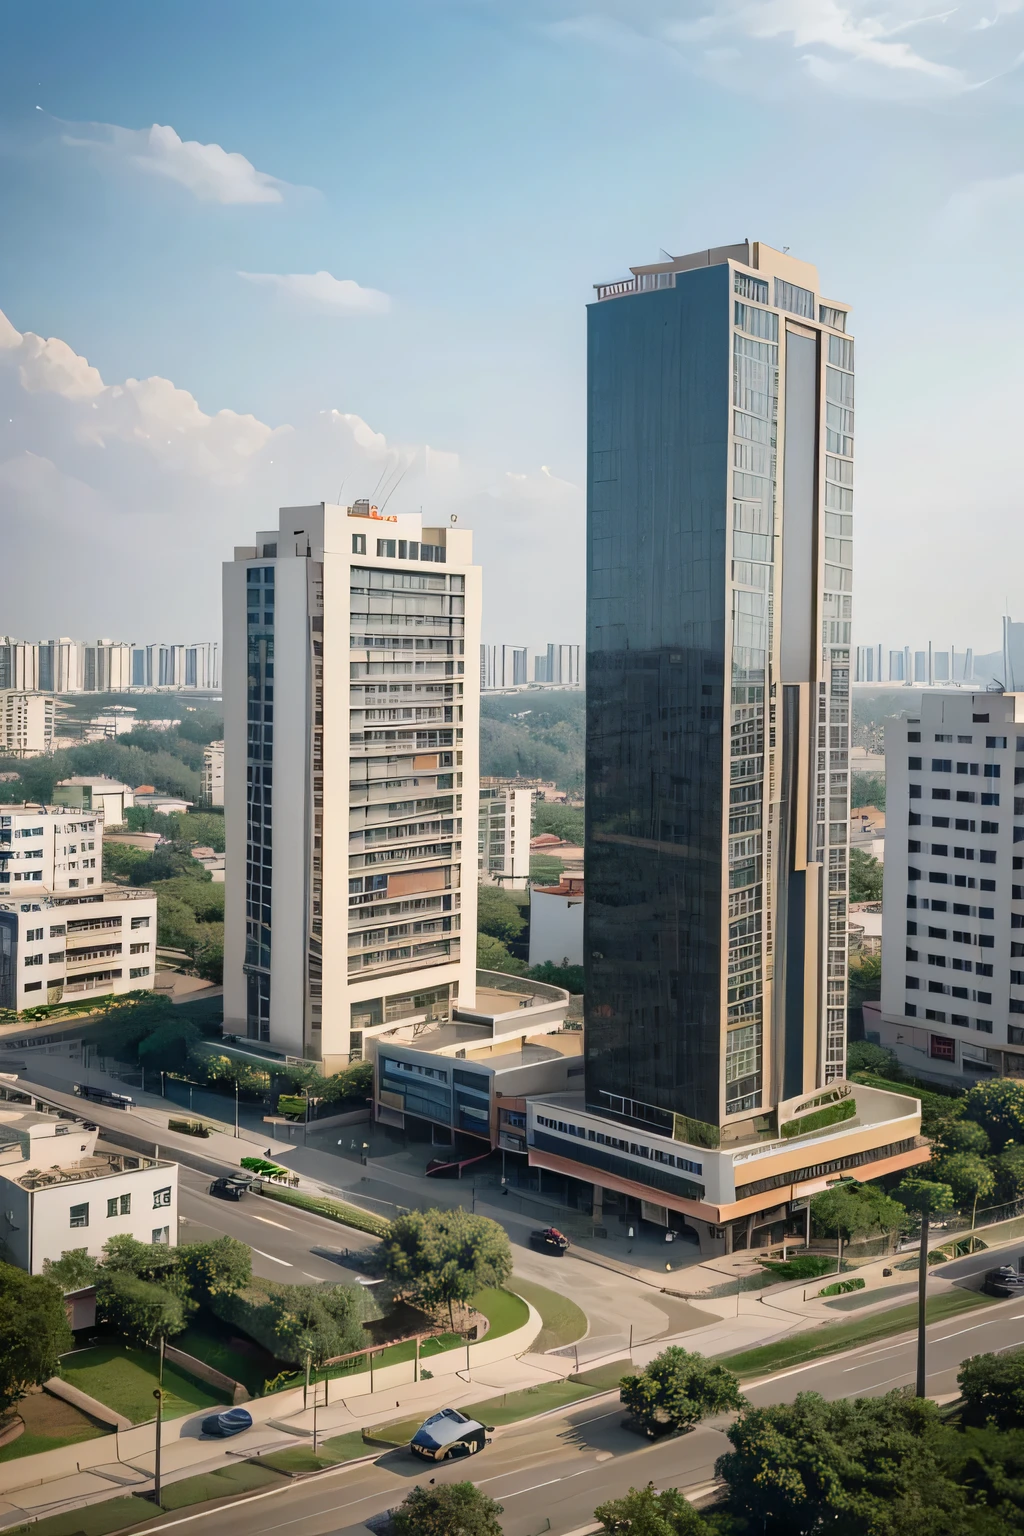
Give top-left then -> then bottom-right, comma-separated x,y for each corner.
0,309 -> 581,648
936,169 -> 1024,232
61,120 -> 295,204
238,270 -> 390,314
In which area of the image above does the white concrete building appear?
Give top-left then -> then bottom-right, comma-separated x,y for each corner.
201,741 -> 225,806
0,803 -> 157,1009
223,500 -> 481,1070
0,637 -> 219,694
878,691 -> 1024,1085
529,874 -> 584,967
0,1106 -> 177,1272
55,778 -> 135,826
478,784 -> 531,888
0,693 -> 55,757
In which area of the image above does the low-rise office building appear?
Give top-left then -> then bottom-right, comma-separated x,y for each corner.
0,1105 -> 177,1272
878,690 -> 1024,1084
55,778 -> 135,826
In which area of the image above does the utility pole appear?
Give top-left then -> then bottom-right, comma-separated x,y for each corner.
234,1080 -> 239,1138
916,1207 -> 930,1398
152,1389 -> 164,1507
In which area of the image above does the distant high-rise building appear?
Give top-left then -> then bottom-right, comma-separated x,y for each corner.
0,693 -> 54,758
223,502 -> 480,1070
478,783 -> 531,888
201,741 -> 225,807
525,239 -> 926,1254
0,638 -> 218,693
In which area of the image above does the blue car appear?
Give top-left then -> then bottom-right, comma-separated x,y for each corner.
202,1407 -> 253,1437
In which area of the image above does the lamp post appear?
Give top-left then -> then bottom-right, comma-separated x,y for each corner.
916,1206 -> 930,1398
152,1388 -> 164,1507
234,1080 -> 239,1138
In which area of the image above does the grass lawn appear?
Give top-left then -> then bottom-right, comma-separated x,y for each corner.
0,1390 -> 108,1463
258,1432 -> 370,1474
472,1287 -> 530,1340
176,1317 -> 276,1396
463,1379 -> 596,1425
3,1496 -> 156,1536
718,1287 -> 999,1378
60,1345 -> 228,1423
157,1461 -> 283,1510
570,1358 -> 633,1391
3,1466 -> 285,1536
510,1277 -> 587,1351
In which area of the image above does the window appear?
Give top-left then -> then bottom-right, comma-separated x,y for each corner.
908,757 -> 922,771
932,759 -> 952,773
24,953 -> 42,966
820,304 -> 847,331
935,734 -> 952,744
908,731 -> 921,743
985,764 -> 1001,778
23,980 -> 42,992
25,927 -> 43,941
352,533 -> 366,554
930,1035 -> 956,1061
910,785 -> 922,799
932,789 -> 950,801
152,1227 -> 170,1245
107,1194 -> 131,1217
775,278 -> 815,317
130,916 -> 150,930
957,763 -> 979,776
735,272 -> 768,303
70,1202 -> 89,1228
376,539 -> 396,558
987,737 -> 1007,749
129,966 -> 151,978
152,1187 -> 171,1209
974,713 -> 990,723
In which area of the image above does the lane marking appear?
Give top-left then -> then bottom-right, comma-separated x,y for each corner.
934,1319 -> 1014,1343
492,1468 -> 594,1499
251,1248 -> 293,1267
250,1215 -> 293,1230
849,1371 -> 915,1394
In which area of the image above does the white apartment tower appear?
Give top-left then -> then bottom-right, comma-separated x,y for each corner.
879,691 -> 1024,1084
223,502 -> 481,1071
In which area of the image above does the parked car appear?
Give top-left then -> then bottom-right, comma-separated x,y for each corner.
529,1226 -> 570,1256
202,1407 -> 253,1437
410,1408 -> 491,1461
209,1174 -> 253,1201
983,1265 -> 1024,1298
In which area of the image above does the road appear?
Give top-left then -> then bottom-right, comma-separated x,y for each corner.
138,1290 -> 1024,1536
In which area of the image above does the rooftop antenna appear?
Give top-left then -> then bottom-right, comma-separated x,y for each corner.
783,245 -> 790,253
335,475 -> 348,506
378,459 -> 412,513
659,248 -> 674,261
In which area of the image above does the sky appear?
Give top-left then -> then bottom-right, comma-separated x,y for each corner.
2,0 -> 1024,657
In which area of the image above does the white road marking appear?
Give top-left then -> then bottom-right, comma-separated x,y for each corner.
848,1371 -> 915,1394
934,1319 -> 1013,1343
490,1467 -> 594,1498
250,1215 -> 293,1230
251,1248 -> 292,1266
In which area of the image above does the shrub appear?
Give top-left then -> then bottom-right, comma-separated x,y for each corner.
257,1184 -> 388,1237
819,1278 -> 866,1297
380,1209 -> 513,1330
392,1481 -> 504,1536
780,1100 -> 856,1138
210,1278 -> 377,1367
619,1347 -> 745,1435
759,1255 -> 836,1281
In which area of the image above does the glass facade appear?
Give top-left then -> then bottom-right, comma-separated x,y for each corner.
585,248 -> 852,1141
244,565 -> 275,1041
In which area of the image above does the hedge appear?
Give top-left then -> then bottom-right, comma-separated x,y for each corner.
780,1099 -> 856,1139
256,1182 -> 389,1237
819,1277 -> 866,1297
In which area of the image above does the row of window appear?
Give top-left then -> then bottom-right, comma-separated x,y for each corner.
906,976 -> 992,1003
908,897 -> 995,917
927,734 -> 1011,747
908,842 -> 997,862
533,1115 -> 703,1175
912,758 -> 1002,776
70,1187 -> 171,1227
912,788 -> 1000,805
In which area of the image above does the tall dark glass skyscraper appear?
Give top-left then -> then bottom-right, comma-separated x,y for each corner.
585,241 -> 854,1145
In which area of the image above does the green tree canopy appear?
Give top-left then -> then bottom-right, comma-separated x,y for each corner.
619,1347 -> 745,1436
476,884 -> 526,943
893,1177 -> 956,1217
138,1017 -> 205,1074
0,1263 -> 74,1412
959,1351 -> 1024,1431
532,802 -> 584,844
42,1249 -> 100,1292
847,1040 -> 901,1077
477,933 -> 527,975
963,1079 -> 1024,1153
716,1390 -> 974,1536
933,1151 -> 995,1225
176,1238 -> 251,1305
529,855 -> 565,885
936,1120 -> 991,1157
811,1180 -> 908,1243
380,1209 -> 513,1330
391,1481 -> 504,1536
100,1233 -> 184,1287
528,960 -> 584,994
848,955 -> 882,1009
96,1269 -> 193,1347
993,1146 -> 1024,1204
594,1484 -> 711,1536
849,847 -> 884,902
851,772 -> 886,811
210,1278 -> 375,1367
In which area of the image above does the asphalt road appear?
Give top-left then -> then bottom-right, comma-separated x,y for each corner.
138,1290 -> 1024,1536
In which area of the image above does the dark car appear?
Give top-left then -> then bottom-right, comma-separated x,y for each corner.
202,1407 -> 254,1437
529,1226 -> 570,1256
983,1265 -> 1024,1298
410,1408 -> 490,1461
209,1174 -> 253,1201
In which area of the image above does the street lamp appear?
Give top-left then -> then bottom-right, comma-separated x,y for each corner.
234,1080 -> 239,1138
152,1388 -> 164,1507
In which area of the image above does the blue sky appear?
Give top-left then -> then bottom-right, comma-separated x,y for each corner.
2,0 -> 1024,652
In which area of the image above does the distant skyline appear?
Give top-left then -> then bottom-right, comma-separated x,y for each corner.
2,1 -> 1024,650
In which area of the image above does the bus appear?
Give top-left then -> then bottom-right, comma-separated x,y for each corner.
72,1083 -> 134,1109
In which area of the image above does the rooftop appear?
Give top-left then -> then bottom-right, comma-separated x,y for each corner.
4,1149 -> 166,1191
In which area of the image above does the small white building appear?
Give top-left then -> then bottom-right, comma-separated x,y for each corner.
478,784 -> 531,888
201,742 -> 225,807
55,778 -> 135,827
0,804 -> 102,892
133,792 -> 192,816
0,693 -> 55,758
0,1106 -> 178,1273
529,875 -> 584,967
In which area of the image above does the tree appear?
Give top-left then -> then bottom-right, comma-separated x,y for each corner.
847,1040 -> 901,1077
716,1390 -> 974,1536
476,885 -> 526,944
528,960 -> 585,994
848,955 -> 882,1009
959,1351 -> 1024,1430
619,1347 -> 745,1437
0,1263 -> 74,1412
851,772 -> 886,811
138,1017 -> 204,1074
210,1278 -> 375,1366
594,1484 -> 711,1536
993,1146 -> 1024,1204
893,1177 -> 956,1219
963,1079 -> 1024,1153
42,1249 -> 100,1292
934,1151 -> 995,1229
96,1269 -> 193,1348
849,847 -> 884,902
477,933 -> 527,975
811,1180 -> 908,1248
529,855 -> 565,885
391,1481 -> 504,1536
100,1233 -> 184,1287
936,1121 -> 991,1158
532,802 -> 584,844
380,1209 -> 513,1330
936,1423 -> 1024,1530
176,1239 -> 251,1304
